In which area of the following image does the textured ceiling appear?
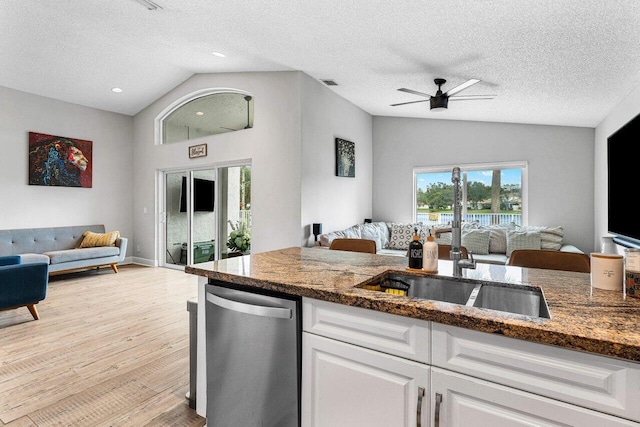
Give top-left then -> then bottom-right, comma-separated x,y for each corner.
2,0 -> 639,127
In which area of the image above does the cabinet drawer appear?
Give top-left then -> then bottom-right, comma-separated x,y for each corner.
303,298 -> 430,363
432,323 -> 640,422
432,368 -> 639,427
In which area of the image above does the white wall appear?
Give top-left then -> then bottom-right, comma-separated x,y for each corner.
0,85 -> 134,255
373,117 -> 595,253
594,84 -> 640,253
132,72 -> 302,264
300,74 -> 373,246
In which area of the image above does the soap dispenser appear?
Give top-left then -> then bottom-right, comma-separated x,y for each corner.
423,230 -> 438,273
408,227 -> 423,270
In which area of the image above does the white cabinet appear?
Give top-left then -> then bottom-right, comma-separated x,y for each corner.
302,298 -> 431,427
302,333 -> 429,427
431,368 -> 639,427
303,298 -> 431,363
432,323 -> 640,422
302,299 -> 640,427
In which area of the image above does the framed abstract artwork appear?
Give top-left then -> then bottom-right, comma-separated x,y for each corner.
335,138 -> 355,178
28,132 -> 93,188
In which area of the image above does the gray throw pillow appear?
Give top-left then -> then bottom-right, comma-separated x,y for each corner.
515,225 -> 563,251
480,224 -> 516,254
461,229 -> 491,255
506,230 -> 542,257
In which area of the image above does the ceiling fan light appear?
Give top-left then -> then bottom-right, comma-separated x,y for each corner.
430,97 -> 448,110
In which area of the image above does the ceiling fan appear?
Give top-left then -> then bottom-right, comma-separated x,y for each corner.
221,95 -> 253,131
391,78 -> 496,110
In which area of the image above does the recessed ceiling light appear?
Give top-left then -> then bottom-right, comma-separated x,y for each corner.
195,111 -> 204,116
211,51 -> 226,58
111,87 -> 123,93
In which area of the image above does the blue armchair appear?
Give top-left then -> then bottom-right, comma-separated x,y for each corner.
0,256 -> 49,320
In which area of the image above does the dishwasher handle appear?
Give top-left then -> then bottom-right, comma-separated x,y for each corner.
206,292 -> 293,319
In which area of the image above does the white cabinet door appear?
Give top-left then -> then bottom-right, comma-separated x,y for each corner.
431,367 -> 639,427
302,332 -> 430,427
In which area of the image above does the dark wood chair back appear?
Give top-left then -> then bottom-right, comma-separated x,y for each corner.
329,238 -> 377,254
437,244 -> 468,260
507,249 -> 591,273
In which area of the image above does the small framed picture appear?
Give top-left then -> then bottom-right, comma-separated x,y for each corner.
335,138 -> 355,177
189,143 -> 207,159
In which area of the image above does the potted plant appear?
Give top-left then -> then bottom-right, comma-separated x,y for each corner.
226,221 -> 251,256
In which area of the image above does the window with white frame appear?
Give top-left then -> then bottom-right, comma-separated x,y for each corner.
414,162 -> 527,227
158,90 -> 254,145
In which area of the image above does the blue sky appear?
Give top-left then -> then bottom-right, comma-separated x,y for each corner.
417,169 -> 521,191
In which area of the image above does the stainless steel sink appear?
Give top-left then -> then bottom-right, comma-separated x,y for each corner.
376,273 -> 478,305
358,272 -> 551,319
470,282 -> 551,318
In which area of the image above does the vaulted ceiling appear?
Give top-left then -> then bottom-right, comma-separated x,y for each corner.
2,0 -> 639,127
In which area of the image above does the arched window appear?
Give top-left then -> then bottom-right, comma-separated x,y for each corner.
157,89 -> 254,145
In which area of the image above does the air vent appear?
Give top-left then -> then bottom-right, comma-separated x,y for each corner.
321,79 -> 338,86
131,0 -> 162,10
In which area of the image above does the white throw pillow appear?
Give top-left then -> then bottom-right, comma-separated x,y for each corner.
318,224 -> 361,247
373,222 -> 390,249
358,223 -> 384,251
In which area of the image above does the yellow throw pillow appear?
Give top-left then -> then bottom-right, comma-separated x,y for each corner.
79,230 -> 120,248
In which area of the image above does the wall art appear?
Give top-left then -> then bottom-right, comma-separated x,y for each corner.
335,138 -> 355,178
28,132 -> 92,188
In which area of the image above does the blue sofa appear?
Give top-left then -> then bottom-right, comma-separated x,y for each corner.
0,225 -> 127,274
0,255 -> 49,319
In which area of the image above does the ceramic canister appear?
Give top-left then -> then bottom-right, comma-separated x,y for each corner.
590,253 -> 624,291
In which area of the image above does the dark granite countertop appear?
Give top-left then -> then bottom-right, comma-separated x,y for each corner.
186,247 -> 640,362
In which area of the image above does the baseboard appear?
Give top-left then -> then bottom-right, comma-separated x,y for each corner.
131,257 -> 158,267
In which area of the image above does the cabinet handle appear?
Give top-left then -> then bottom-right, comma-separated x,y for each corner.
206,292 -> 292,319
434,392 -> 443,427
416,386 -> 425,427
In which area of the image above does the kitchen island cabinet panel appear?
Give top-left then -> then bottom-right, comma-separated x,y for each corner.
432,323 -> 640,422
302,333 -> 429,427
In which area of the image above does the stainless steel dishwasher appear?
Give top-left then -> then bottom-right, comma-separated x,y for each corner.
205,280 -> 301,427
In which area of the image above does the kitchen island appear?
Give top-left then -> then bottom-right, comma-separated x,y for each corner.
187,247 -> 640,426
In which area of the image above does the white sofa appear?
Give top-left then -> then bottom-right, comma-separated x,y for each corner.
318,221 -> 584,265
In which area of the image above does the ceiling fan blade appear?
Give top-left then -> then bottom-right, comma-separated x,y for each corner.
444,79 -> 480,97
448,94 -> 497,101
390,99 -> 430,107
397,88 -> 432,98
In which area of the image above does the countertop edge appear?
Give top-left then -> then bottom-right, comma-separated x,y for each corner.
186,264 -> 640,362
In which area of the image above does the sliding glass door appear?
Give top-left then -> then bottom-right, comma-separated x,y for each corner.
161,162 -> 251,268
163,168 -> 216,268
164,171 -> 189,267
218,165 -> 251,259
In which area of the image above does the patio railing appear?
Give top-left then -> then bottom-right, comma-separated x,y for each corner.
416,212 -> 521,226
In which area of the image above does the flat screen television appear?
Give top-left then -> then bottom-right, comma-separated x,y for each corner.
179,177 -> 215,212
607,112 -> 640,247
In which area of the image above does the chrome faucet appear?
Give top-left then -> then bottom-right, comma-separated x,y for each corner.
451,167 -> 476,277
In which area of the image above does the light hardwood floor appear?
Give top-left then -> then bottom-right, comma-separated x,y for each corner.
0,264 -> 206,427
